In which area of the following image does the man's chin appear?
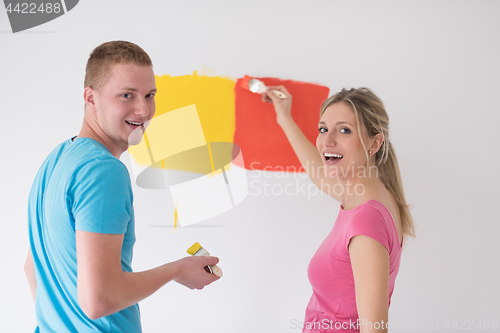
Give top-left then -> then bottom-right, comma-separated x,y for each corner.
127,137 -> 144,146
128,127 -> 145,146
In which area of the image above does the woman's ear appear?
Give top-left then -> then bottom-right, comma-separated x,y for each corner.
370,133 -> 384,154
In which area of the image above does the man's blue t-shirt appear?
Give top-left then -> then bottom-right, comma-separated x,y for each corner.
28,137 -> 141,332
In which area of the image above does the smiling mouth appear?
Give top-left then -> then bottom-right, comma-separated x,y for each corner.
125,120 -> 143,127
324,152 -> 343,161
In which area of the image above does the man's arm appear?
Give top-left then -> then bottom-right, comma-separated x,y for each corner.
349,235 -> 390,333
76,230 -> 219,320
24,249 -> 37,302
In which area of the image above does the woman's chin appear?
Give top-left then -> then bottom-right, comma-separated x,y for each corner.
324,167 -> 339,178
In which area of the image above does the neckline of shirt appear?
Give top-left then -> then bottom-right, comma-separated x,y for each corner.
69,136 -> 109,152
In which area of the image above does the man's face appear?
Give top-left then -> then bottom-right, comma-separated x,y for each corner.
92,62 -> 156,151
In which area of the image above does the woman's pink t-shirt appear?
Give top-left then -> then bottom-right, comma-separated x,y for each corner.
303,200 -> 402,332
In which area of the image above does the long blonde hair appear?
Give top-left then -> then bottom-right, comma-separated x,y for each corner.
320,87 -> 415,242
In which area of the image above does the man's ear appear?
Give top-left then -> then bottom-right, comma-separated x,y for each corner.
370,133 -> 384,154
84,87 -> 96,111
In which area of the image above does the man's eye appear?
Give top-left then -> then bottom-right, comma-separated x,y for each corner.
146,93 -> 155,98
318,127 -> 327,133
340,128 -> 351,134
122,93 -> 132,98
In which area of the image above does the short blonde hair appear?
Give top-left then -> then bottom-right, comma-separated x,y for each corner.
84,41 -> 152,91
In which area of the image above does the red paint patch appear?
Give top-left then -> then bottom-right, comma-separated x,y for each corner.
234,77 -> 329,172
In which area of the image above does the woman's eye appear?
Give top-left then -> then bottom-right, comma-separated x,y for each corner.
340,128 -> 351,134
318,127 -> 327,133
122,93 -> 132,98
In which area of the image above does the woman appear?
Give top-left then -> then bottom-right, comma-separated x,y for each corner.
262,87 -> 415,333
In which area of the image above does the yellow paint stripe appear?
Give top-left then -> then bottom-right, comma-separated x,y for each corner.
128,72 -> 236,174
143,132 -> 155,164
207,142 -> 215,172
143,132 -> 151,148
174,205 -> 178,229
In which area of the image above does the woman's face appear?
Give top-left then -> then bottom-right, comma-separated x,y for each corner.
316,102 -> 370,179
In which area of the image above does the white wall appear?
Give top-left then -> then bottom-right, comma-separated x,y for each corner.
1,1 -> 499,332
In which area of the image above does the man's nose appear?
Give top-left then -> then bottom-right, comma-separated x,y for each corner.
134,97 -> 149,117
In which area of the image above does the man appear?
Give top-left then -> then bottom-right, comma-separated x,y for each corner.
24,41 -> 220,332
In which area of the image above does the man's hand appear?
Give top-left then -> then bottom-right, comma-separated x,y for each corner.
76,230 -> 221,320
172,256 -> 220,290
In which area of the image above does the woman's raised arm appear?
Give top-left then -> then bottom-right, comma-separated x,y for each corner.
262,86 -> 341,201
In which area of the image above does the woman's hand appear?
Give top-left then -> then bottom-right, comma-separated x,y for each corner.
260,85 -> 293,125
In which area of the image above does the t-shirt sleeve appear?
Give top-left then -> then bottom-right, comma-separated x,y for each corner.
345,205 -> 391,253
70,158 -> 133,234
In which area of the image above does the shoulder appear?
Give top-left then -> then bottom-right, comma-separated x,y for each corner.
345,201 -> 393,253
67,141 -> 131,191
30,139 -> 79,191
349,201 -> 389,230
69,139 -> 129,177
36,139 -> 73,171
74,158 -> 130,191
